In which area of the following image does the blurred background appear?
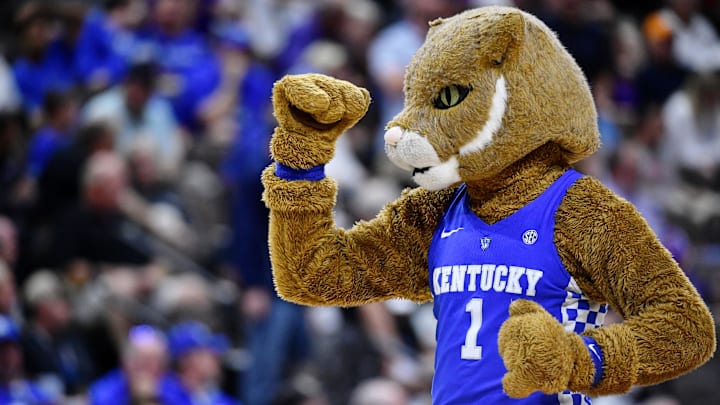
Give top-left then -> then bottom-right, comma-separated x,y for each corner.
0,0 -> 719,404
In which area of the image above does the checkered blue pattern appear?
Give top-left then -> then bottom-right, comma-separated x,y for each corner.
562,278 -> 608,334
557,278 -> 608,405
558,391 -> 593,405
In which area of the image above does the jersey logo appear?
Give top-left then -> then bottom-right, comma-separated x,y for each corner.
441,227 -> 464,238
480,236 -> 491,250
522,229 -> 538,245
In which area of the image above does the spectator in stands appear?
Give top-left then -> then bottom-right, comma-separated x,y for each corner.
89,324 -> 172,405
27,91 -> 78,180
0,315 -> 53,404
83,63 -> 184,180
74,0 -> 150,92
661,72 -> 720,191
536,0 -> 613,83
604,141 -> 666,233
21,270 -> 95,397
203,19 -> 255,145
127,138 -> 184,211
635,11 -> 690,109
657,0 -> 720,73
12,1 -> 77,119
35,122 -> 115,225
164,321 -> 238,405
49,152 -> 153,268
146,0 -> 221,133
153,273 -> 217,328
590,71 -> 624,159
623,106 -> 673,190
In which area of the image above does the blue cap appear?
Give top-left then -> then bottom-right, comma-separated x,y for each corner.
128,324 -> 166,347
167,321 -> 229,359
0,316 -> 20,343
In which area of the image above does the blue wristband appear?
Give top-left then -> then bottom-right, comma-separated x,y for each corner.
582,336 -> 604,387
275,162 -> 326,181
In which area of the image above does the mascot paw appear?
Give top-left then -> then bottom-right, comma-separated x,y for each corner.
498,300 -> 587,398
270,73 -> 370,168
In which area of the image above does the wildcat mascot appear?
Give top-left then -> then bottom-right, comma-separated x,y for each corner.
261,6 -> 715,404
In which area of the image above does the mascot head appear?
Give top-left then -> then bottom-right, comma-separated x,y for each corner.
384,6 -> 600,190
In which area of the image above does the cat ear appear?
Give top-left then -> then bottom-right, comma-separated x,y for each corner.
475,10 -> 525,67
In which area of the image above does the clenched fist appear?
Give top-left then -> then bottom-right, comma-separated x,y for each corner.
498,300 -> 596,398
270,73 -> 371,168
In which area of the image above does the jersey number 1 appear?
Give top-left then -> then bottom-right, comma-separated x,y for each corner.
461,298 -> 483,360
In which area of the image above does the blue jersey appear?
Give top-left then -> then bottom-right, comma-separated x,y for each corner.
428,169 -> 607,404
142,30 -> 221,132
88,369 -> 176,405
74,9 -> 146,87
13,39 -> 76,113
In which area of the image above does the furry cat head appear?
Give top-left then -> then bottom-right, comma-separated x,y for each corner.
384,6 -> 600,190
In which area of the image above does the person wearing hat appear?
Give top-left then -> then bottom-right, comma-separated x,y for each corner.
0,315 -> 54,404
659,0 -> 720,73
88,324 -> 173,405
635,10 -> 690,109
163,321 -> 239,405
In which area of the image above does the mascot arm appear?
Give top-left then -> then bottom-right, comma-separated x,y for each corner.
263,73 -> 454,306
500,176 -> 715,398
262,173 -> 452,306
556,176 -> 715,395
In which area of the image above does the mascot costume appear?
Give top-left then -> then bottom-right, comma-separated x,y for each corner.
261,6 -> 716,404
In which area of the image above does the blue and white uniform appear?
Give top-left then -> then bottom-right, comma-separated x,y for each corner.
428,169 -> 607,404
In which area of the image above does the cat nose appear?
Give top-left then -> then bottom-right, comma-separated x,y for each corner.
384,126 -> 403,146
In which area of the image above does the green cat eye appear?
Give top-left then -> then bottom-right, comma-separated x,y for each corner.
433,84 -> 472,109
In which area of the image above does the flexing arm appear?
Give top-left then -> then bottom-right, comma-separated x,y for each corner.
262,173 -> 452,305
262,73 -> 453,306
556,176 -> 716,395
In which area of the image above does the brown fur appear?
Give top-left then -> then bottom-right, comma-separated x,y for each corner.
388,8 -> 599,182
262,5 -> 715,399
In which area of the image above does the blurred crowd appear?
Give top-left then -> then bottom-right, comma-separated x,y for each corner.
0,0 -> 719,404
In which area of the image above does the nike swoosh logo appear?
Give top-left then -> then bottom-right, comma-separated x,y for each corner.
588,344 -> 600,359
441,227 -> 463,238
